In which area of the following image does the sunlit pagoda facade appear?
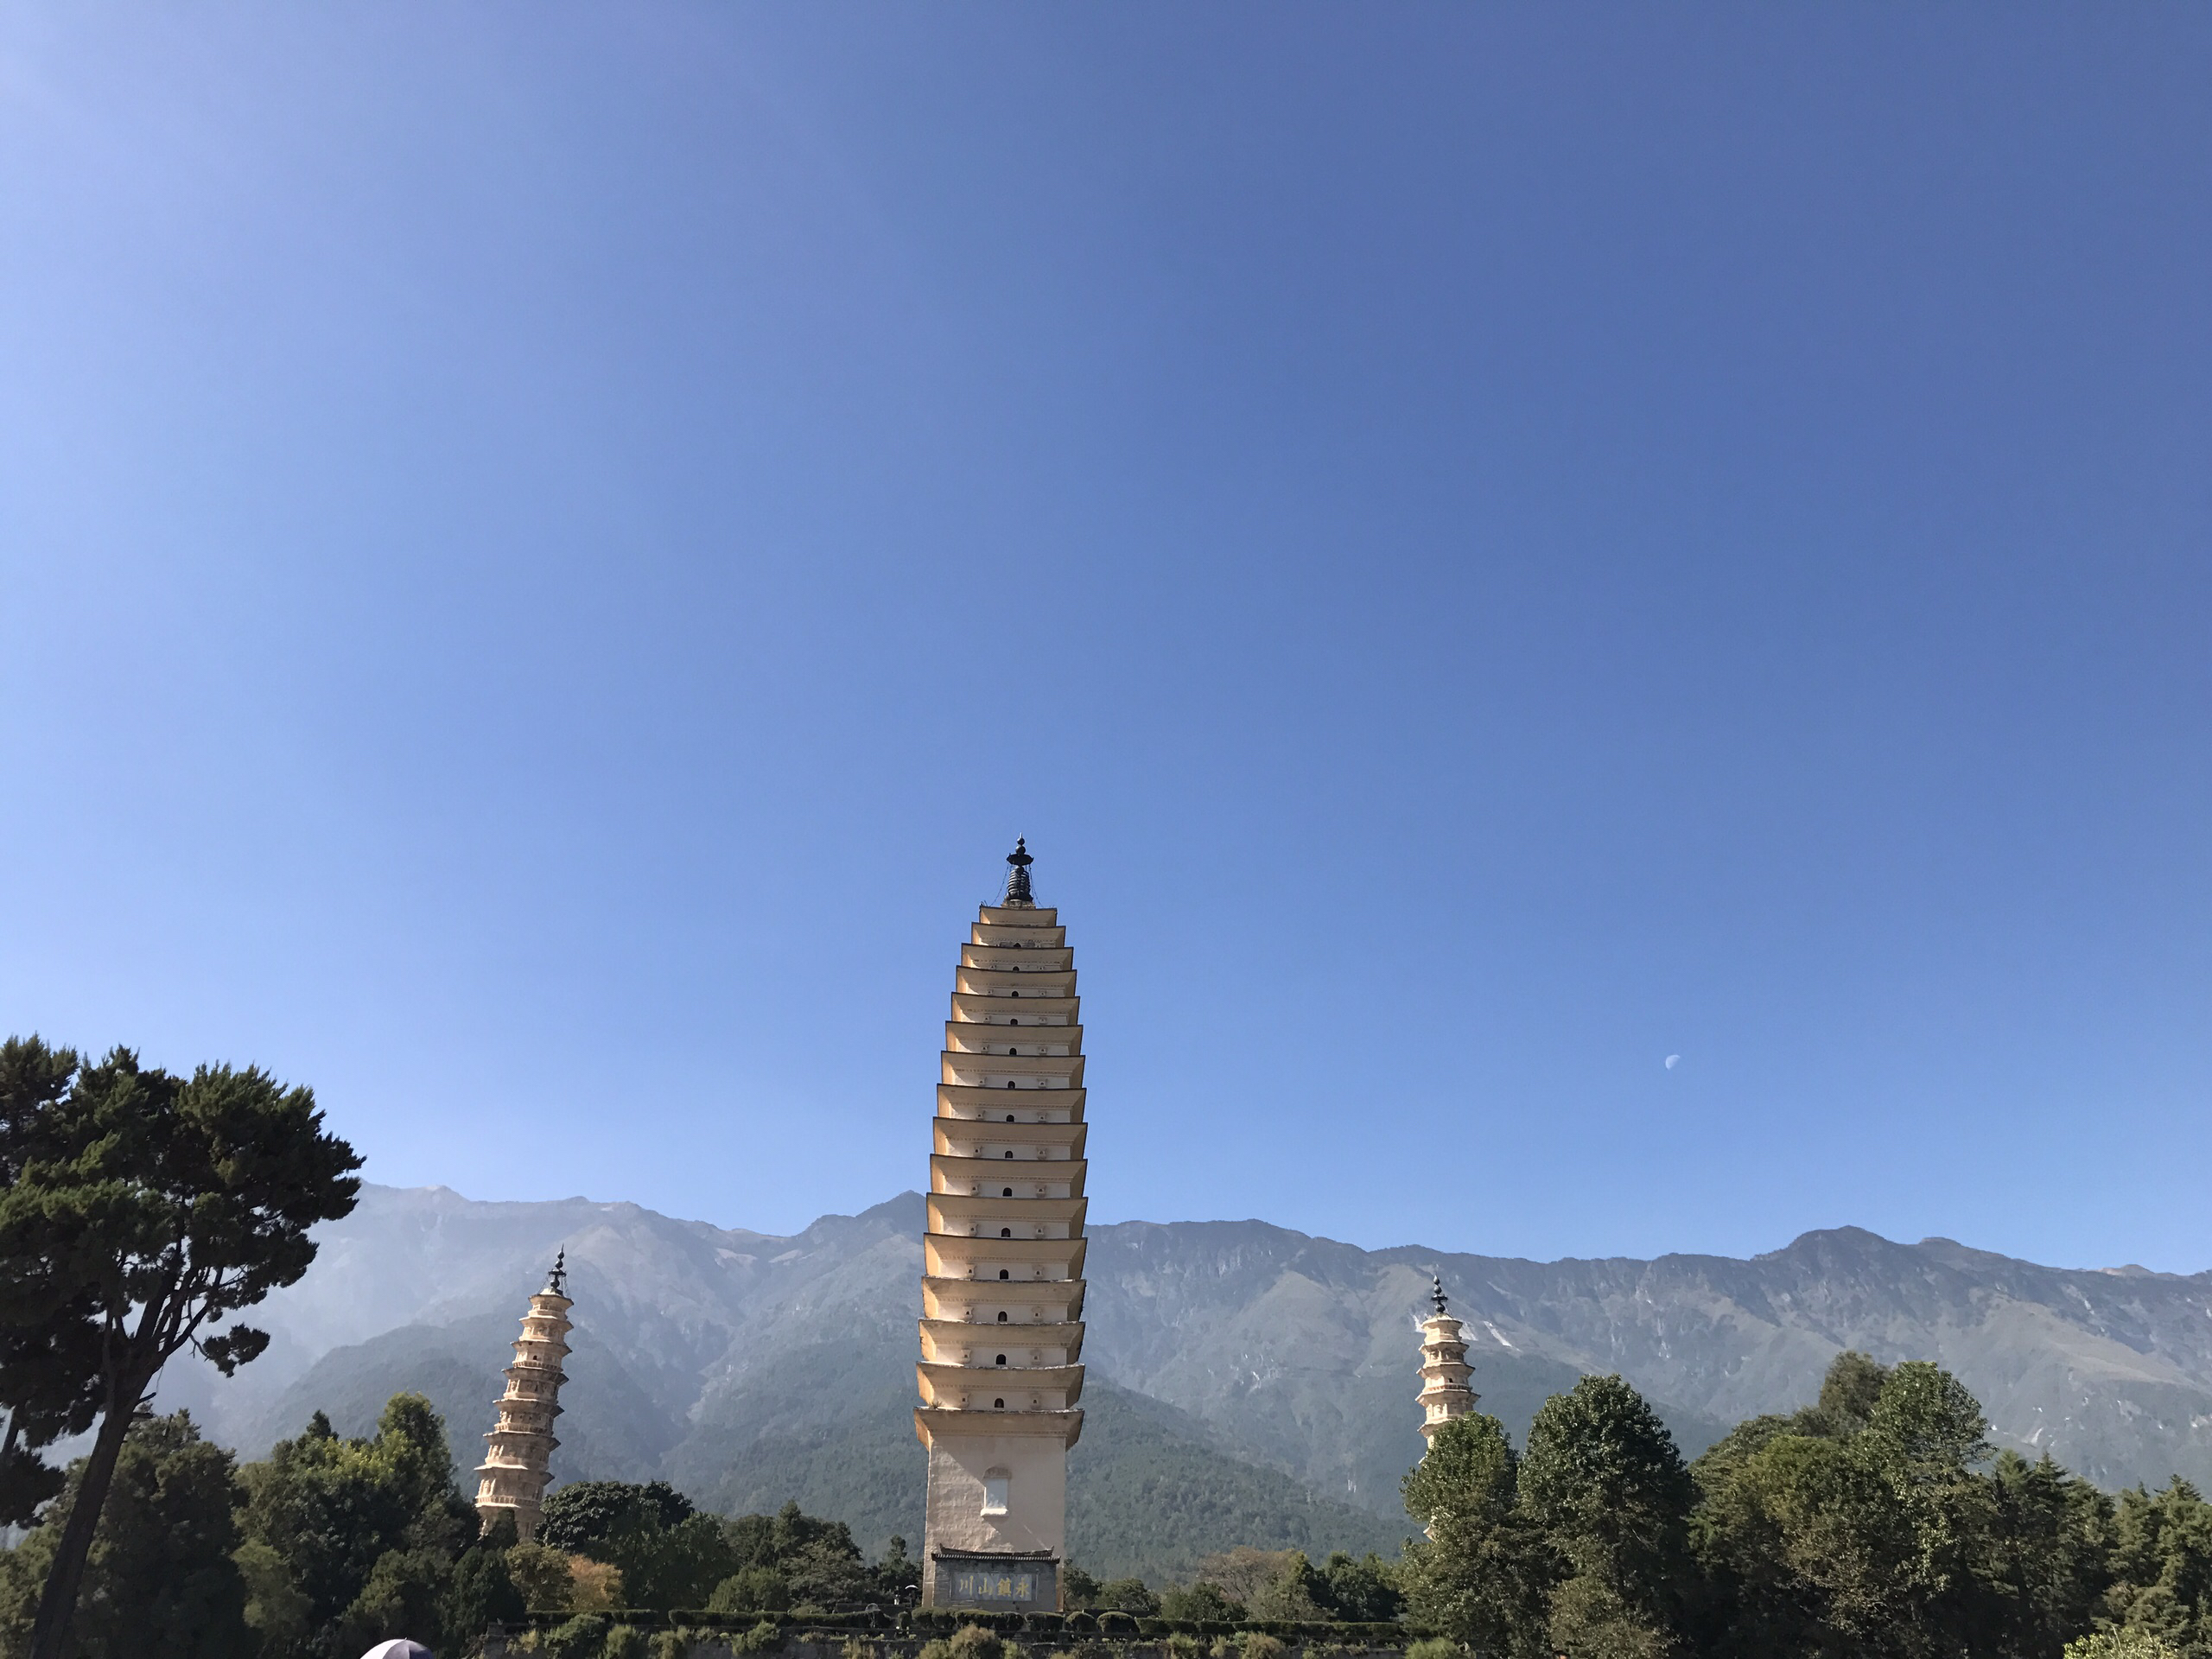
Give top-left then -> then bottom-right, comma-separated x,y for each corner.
1417,1274 -> 1478,1444
915,841 -> 1088,1611
474,1253 -> 574,1542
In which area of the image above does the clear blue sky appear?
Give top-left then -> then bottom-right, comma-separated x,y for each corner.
3,6 -> 2206,1271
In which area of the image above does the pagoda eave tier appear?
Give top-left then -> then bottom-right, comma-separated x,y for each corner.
918,1361 -> 1087,1395
915,1406 -> 1084,1448
956,970 -> 1077,996
962,947 -> 1074,969
969,918 -> 1065,939
950,995 -> 1077,1023
926,1194 -> 1089,1227
938,1079 -> 1084,1104
921,1276 -> 1086,1315
919,1319 -> 1086,1357
937,1094 -> 1085,1126
477,1447 -> 559,1473
946,1022 -> 1084,1051
930,1154 -> 1089,1197
923,1235 -> 1087,1276
932,1118 -> 1087,1152
942,1054 -> 1086,1085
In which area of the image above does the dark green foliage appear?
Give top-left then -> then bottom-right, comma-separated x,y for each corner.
442,1526 -> 528,1644
541,1478 -> 696,1550
2101,1478 -> 2212,1651
540,1478 -> 739,1612
1316,1551 -> 1403,1622
709,1566 -> 793,1614
0,1037 -> 360,1659
0,1046 -> 101,1532
1982,1451 -> 2114,1656
1521,1374 -> 1694,1649
1064,1564 -> 1161,1615
0,1411 -> 251,1659
1390,1358 -> 2192,1658
1398,1410 -> 1557,1656
1156,1580 -> 1245,1621
1686,1351 -> 2123,1658
709,1499 -> 873,1611
1098,1575 -> 1162,1614
234,1393 -> 477,1656
874,1532 -> 921,1602
1812,1351 -> 1891,1435
334,1547 -> 451,1656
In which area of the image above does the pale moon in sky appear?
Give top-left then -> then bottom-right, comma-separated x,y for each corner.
1665,1054 -> 1681,1069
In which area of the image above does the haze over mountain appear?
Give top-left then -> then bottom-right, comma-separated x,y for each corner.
159,1185 -> 2212,1583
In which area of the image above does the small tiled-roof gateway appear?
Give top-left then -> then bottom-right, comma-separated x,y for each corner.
914,841 -> 1088,1611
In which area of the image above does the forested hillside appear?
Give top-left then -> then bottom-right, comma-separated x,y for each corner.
152,1183 -> 2212,1580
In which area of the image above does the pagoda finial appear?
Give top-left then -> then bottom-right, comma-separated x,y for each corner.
545,1249 -> 567,1296
1431,1274 -> 1447,1316
1001,837 -> 1035,907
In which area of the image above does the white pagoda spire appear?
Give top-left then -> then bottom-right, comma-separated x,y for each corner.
914,841 -> 1087,1611
1417,1274 -> 1478,1444
474,1253 -> 574,1541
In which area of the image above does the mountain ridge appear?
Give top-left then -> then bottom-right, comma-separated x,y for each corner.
152,1185 -> 2212,1578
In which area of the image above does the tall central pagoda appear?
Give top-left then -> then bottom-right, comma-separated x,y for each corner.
915,840 -> 1087,1612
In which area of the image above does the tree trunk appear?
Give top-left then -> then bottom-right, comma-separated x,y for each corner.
25,1376 -> 143,1659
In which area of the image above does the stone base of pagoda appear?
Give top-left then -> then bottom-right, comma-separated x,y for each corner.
915,1408 -> 1082,1610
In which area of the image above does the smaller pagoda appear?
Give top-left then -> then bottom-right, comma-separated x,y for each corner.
475,1251 -> 575,1541
1416,1274 -> 1478,1444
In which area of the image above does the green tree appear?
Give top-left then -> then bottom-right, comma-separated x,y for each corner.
234,1394 -> 475,1656
507,1541 -> 584,1612
334,1548 -> 452,1655
543,1479 -> 740,1611
1249,1551 -> 1327,1621
1807,1352 -> 1891,1438
1093,1574 -> 1161,1615
2100,1478 -> 2212,1654
1864,1359 -> 1999,1652
443,1507 -> 527,1642
0,1410 -> 251,1659
1689,1356 -> 2009,1658
869,1534 -> 921,1605
1157,1580 -> 1245,1622
0,1039 -> 361,1659
1065,1564 -> 1159,1614
1316,1552 -> 1402,1623
718,1501 -> 869,1611
0,1042 -> 111,1528
1981,1450 -> 2113,1656
2065,1631 -> 2183,1659
1692,1427 -> 1919,1656
709,1565 -> 791,1614
1863,1361 -> 1991,1489
540,1479 -> 696,1550
1521,1373 -> 1695,1651
1398,1412 -> 1554,1658
1192,1548 -> 1319,1619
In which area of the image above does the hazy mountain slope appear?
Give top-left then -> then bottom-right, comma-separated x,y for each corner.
1382,1225 -> 2212,1491
174,1184 -> 2212,1567
1084,1219 -> 1732,1511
